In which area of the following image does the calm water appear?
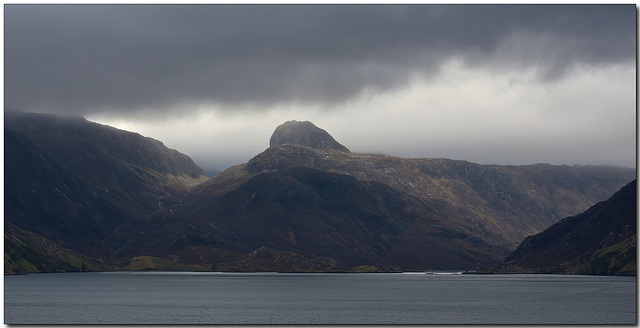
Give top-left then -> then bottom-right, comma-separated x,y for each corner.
4,272 -> 636,324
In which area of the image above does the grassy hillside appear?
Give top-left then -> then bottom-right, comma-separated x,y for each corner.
5,223 -> 112,274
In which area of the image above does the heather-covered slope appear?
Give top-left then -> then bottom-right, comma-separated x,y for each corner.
5,222 -> 111,274
497,180 -> 636,275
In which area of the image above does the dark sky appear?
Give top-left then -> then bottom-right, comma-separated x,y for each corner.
4,4 -> 636,172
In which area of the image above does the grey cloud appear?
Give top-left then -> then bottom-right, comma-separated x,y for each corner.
4,4 -> 635,115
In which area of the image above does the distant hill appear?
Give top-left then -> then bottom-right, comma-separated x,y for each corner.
4,113 -> 635,273
497,180 -> 636,275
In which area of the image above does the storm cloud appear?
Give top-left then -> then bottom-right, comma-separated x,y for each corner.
5,4 -> 635,115
4,4 -> 636,172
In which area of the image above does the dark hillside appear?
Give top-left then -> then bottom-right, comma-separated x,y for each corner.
5,111 -> 207,269
498,180 -> 636,275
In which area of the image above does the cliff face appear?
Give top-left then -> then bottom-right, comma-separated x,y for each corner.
4,114 -> 636,273
497,180 -> 636,275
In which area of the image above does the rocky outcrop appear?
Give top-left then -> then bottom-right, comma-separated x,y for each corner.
269,120 -> 349,152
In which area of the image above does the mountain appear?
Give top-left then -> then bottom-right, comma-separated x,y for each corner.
4,113 -> 635,273
114,121 -> 633,271
269,120 -> 349,151
497,180 -> 636,275
4,111 -> 207,273
5,110 -> 205,179
112,165 -> 505,271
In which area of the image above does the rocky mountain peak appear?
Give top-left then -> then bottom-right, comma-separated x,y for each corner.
269,120 -> 349,152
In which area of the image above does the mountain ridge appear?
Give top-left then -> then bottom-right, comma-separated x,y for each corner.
162,121 -> 634,270
206,141 -> 634,249
4,112 -> 636,273
5,110 -> 205,179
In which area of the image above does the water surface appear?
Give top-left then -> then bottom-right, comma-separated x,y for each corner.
4,272 -> 636,324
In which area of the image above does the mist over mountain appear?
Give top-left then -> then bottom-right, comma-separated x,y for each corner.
4,112 -> 635,273
5,110 -> 205,178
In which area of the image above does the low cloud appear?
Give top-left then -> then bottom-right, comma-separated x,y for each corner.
89,60 -> 636,171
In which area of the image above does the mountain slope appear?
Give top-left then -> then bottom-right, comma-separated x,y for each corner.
5,222 -> 111,274
109,166 -> 501,270
4,111 -> 208,269
4,114 -> 635,273
497,180 -> 636,275
5,110 -> 205,179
